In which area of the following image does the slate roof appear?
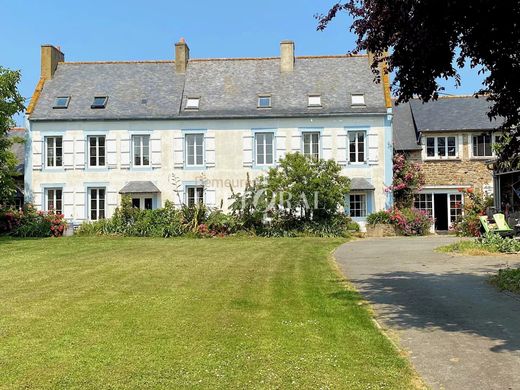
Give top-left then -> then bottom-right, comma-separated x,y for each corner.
392,101 -> 421,151
350,178 -> 375,191
119,181 -> 160,194
8,128 -> 25,174
30,55 -> 387,121
393,96 -> 504,151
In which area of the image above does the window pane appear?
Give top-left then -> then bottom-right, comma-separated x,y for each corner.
447,137 -> 456,156
144,198 -> 153,210
437,137 -> 446,156
426,138 -> 435,157
132,198 -> 140,208
256,134 -> 264,165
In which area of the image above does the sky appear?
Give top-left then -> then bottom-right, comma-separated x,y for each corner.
2,0 -> 485,126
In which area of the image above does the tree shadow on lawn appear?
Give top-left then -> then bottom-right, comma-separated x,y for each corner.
330,271 -> 520,353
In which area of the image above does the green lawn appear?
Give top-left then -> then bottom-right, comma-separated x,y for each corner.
0,237 -> 419,389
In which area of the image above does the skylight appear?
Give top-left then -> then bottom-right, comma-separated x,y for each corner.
351,94 -> 366,106
186,97 -> 200,110
258,95 -> 271,108
308,95 -> 322,107
53,96 -> 70,109
91,96 -> 108,109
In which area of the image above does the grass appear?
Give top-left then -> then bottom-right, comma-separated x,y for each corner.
490,267 -> 520,293
0,236 -> 420,389
436,240 -> 498,256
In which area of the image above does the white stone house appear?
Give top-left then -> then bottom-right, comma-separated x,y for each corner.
25,40 -> 393,229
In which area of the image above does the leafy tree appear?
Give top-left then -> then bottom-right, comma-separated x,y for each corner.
316,1 -> 520,169
0,66 -> 25,206
265,153 -> 351,221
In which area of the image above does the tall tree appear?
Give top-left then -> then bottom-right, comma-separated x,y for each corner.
0,66 -> 25,206
317,1 -> 520,170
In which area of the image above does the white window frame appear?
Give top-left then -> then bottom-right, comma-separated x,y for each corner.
471,133 -> 498,158
424,136 -> 458,159
186,186 -> 204,207
45,187 -> 63,214
132,135 -> 150,167
302,131 -> 320,159
255,132 -> 274,166
88,188 -> 106,220
351,94 -> 365,106
257,95 -> 272,108
349,193 -> 367,218
449,193 -> 463,224
53,96 -> 70,109
308,95 -> 322,107
130,195 -> 154,210
45,136 -> 63,168
185,133 -> 205,167
88,135 -> 106,167
414,193 -> 433,217
349,131 -> 366,163
186,97 -> 200,110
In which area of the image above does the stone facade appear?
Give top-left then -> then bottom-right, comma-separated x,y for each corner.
410,132 -> 495,193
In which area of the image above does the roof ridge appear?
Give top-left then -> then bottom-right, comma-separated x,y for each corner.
62,60 -> 175,65
61,54 -> 367,65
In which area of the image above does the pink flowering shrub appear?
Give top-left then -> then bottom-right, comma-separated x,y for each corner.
387,153 -> 426,209
0,204 -> 67,237
368,207 -> 433,236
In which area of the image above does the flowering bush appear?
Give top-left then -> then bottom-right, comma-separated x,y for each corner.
387,207 -> 432,236
0,204 -> 67,237
452,187 -> 494,236
387,153 -> 425,209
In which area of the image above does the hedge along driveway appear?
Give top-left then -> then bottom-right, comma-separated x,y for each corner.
0,237 -> 420,389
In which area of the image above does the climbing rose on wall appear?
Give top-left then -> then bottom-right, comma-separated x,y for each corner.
387,153 -> 425,209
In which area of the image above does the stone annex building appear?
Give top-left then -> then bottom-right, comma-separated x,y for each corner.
24,40 -> 393,230
393,97 -> 502,231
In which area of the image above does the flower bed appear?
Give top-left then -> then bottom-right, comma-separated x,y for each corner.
0,205 -> 67,237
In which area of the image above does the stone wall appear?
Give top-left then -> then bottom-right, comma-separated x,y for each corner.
407,133 -> 494,192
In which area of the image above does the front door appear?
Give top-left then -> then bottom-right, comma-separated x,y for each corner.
434,193 -> 448,230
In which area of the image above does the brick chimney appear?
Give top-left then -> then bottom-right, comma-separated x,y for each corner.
280,40 -> 295,72
41,45 -> 64,80
175,38 -> 190,73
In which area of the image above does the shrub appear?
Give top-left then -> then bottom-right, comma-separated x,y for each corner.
0,204 -> 67,237
388,207 -> 432,236
490,267 -> 520,293
452,187 -> 494,237
366,210 -> 391,225
479,233 -> 520,253
388,153 -> 425,209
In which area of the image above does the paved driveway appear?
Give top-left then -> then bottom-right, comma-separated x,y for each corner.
334,236 -> 520,390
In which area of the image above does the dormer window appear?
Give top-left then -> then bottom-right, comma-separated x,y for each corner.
308,94 -> 322,107
351,94 -> 365,106
53,96 -> 70,109
258,95 -> 272,109
186,97 -> 200,110
91,96 -> 108,109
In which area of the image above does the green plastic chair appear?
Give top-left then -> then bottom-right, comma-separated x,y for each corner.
493,213 -> 514,234
479,214 -> 514,237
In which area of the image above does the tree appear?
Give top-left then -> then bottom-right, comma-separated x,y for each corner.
0,66 -> 25,206
265,153 -> 351,221
316,1 -> 520,170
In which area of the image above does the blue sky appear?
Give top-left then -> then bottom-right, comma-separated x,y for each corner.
3,0 -> 485,126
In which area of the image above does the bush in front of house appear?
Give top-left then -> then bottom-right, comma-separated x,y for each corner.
0,204 -> 67,237
366,207 -> 432,236
479,233 -> 520,253
452,187 -> 494,237
490,267 -> 520,293
366,210 -> 391,226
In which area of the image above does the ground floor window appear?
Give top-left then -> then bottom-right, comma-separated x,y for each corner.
130,196 -> 154,210
89,188 -> 106,220
45,188 -> 63,214
449,194 -> 463,223
186,186 -> 204,207
414,194 -> 433,217
349,193 -> 367,217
